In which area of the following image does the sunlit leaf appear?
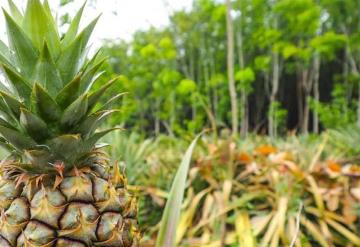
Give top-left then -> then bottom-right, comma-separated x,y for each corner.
156,134 -> 201,247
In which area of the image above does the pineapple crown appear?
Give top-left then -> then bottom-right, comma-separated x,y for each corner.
0,0 -> 121,175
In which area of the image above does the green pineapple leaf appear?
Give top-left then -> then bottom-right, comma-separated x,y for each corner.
80,57 -> 106,93
0,136 -> 16,153
23,0 -> 60,58
20,108 -> 49,141
0,40 -> 14,68
57,16 -> 100,84
24,149 -> 53,169
2,64 -> 32,102
3,9 -> 38,77
42,0 -> 60,38
61,1 -> 86,47
33,42 -> 63,96
87,76 -> 119,112
0,91 -> 25,119
0,125 -> 36,150
56,75 -> 81,109
46,134 -> 81,163
32,83 -> 62,122
7,0 -> 23,24
0,117 -> 17,130
97,92 -> 128,111
156,135 -> 201,247
83,128 -> 122,152
76,109 -> 120,137
0,97 -> 16,122
61,94 -> 88,129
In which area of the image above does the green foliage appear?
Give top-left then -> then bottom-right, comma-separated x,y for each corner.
268,101 -> 288,134
109,132 -> 360,246
310,32 -> 347,59
97,0 -> 359,136
140,44 -> 157,58
254,55 -> 270,72
310,84 -> 356,129
176,79 -> 197,95
328,124 -> 360,157
282,43 -> 299,59
235,67 -> 255,93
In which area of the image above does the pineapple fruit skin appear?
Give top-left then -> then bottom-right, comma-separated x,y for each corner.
0,166 -> 139,247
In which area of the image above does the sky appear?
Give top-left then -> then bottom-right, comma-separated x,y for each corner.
0,0 -> 193,46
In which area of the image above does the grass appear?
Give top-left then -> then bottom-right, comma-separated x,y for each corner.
106,130 -> 360,246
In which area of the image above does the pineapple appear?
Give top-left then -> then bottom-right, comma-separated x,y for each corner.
0,0 -> 139,246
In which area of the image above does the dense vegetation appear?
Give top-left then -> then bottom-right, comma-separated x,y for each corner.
95,1 -> 360,245
58,0 -> 360,245
1,0 -> 358,246
107,129 -> 360,246
95,0 -> 360,137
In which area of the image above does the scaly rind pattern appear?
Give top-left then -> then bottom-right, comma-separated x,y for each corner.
0,166 -> 139,247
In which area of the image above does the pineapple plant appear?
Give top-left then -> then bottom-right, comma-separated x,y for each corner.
0,0 -> 139,246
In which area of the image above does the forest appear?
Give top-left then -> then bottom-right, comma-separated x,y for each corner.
0,0 -> 358,246
98,0 -> 359,138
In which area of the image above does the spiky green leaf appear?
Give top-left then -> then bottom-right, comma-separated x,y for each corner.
87,76 -> 118,111
0,91 -> 25,119
22,0 -> 60,58
61,94 -> 88,129
156,135 -> 201,247
46,134 -> 81,162
24,149 -> 53,169
0,117 -> 16,130
3,9 -> 38,77
57,16 -> 99,84
43,0 -> 60,39
0,136 -> 16,153
81,62 -> 106,94
56,75 -> 81,109
0,97 -> 15,121
0,40 -> 14,68
32,83 -> 61,122
7,0 -> 23,24
98,92 -> 128,111
61,1 -> 86,47
33,42 -> 63,96
20,108 -> 49,141
0,125 -> 36,150
83,128 -> 121,152
2,64 -> 32,102
76,110 -> 119,137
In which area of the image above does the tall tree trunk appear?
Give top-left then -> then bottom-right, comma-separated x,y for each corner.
341,26 -> 360,127
189,45 -> 195,80
344,46 -> 352,103
269,51 -> 280,137
226,0 -> 238,136
237,22 -> 248,137
170,92 -> 176,132
301,68 -> 311,134
296,68 -> 304,132
312,53 -> 320,133
155,98 -> 160,135
210,54 -> 219,123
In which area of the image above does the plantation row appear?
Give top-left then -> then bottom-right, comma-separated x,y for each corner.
107,129 -> 360,246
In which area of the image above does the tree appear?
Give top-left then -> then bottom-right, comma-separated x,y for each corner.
226,0 -> 238,137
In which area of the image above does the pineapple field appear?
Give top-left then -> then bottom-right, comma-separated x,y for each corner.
0,0 -> 359,247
